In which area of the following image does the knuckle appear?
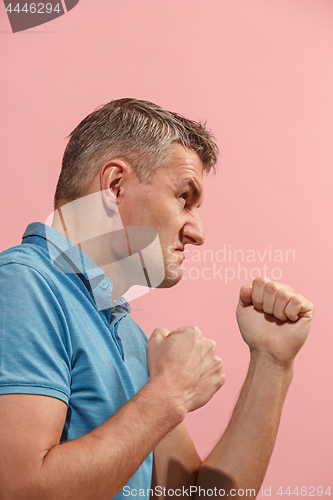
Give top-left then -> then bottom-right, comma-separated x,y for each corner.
253,276 -> 267,286
265,281 -> 278,293
189,325 -> 201,337
208,339 -> 217,351
183,325 -> 202,344
148,332 -> 158,344
151,327 -> 169,340
219,371 -> 226,386
290,294 -> 302,306
277,289 -> 292,301
214,354 -> 222,366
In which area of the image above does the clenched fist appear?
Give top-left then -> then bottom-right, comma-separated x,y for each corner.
236,277 -> 315,367
147,326 -> 225,414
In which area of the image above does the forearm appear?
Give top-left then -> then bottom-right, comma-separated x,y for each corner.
22,378 -> 183,500
150,279 -> 313,499
196,352 -> 294,498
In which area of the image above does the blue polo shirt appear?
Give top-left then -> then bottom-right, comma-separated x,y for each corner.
0,222 -> 152,497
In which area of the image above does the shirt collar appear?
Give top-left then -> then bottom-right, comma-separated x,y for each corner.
21,222 -> 131,316
22,222 -> 105,289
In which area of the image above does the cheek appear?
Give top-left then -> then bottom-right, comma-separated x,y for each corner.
158,223 -> 182,249
119,196 -> 147,225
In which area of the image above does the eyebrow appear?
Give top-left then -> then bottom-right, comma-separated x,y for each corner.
185,180 -> 204,208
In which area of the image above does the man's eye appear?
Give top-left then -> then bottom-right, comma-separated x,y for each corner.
179,193 -> 188,206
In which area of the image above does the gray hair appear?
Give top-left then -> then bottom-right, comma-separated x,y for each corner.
54,98 -> 219,207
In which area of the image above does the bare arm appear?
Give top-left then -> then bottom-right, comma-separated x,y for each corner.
151,358 -> 292,499
151,278 -> 314,499
0,379 -> 181,500
196,354 -> 294,498
0,327 -> 224,500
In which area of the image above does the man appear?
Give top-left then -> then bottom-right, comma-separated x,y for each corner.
0,98 -> 314,500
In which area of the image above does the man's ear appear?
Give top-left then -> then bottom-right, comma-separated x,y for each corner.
99,159 -> 130,210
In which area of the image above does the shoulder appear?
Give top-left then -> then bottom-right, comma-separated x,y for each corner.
0,243 -> 53,279
0,244 -> 70,332
0,243 -> 77,303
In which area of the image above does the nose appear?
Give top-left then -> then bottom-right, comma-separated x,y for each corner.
181,212 -> 205,246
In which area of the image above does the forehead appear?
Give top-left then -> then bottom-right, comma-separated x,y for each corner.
159,143 -> 204,180
151,144 -> 205,205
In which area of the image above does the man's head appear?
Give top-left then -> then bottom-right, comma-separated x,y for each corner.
108,142 -> 206,287
54,98 -> 218,208
53,99 -> 219,291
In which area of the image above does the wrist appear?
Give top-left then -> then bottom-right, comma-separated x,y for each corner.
249,349 -> 295,381
144,375 -> 187,427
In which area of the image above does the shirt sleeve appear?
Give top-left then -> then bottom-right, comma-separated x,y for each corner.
0,262 -> 72,404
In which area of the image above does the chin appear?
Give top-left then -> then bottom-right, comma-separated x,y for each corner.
157,264 -> 184,288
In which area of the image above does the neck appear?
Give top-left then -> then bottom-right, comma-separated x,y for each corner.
51,202 -> 146,303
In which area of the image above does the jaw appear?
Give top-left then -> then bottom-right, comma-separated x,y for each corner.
156,260 -> 184,288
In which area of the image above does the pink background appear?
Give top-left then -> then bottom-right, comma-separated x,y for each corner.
1,0 -> 332,494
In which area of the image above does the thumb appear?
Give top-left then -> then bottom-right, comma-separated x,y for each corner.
238,285 -> 253,308
150,327 -> 170,341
